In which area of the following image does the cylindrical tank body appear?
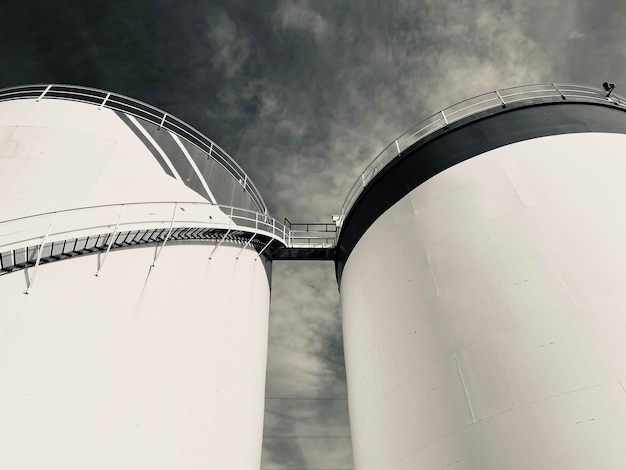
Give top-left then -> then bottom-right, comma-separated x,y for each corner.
337,87 -> 626,469
0,87 -> 273,469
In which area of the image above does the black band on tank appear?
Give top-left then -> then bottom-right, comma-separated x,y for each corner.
335,101 -> 626,283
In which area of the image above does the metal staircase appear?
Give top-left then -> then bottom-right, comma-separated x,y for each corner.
0,203 -> 337,278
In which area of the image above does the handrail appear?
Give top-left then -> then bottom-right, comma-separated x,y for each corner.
339,83 -> 626,225
0,84 -> 268,215
287,222 -> 337,248
0,201 -> 335,252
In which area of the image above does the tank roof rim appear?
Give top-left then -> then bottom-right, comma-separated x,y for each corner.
339,83 -> 626,222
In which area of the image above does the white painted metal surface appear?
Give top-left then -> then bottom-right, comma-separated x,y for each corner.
0,97 -> 271,469
340,133 -> 626,469
0,99 -> 206,221
0,244 -> 270,469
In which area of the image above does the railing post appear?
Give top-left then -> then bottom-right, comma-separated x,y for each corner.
361,173 -> 366,188
395,139 -> 401,155
552,83 -> 566,100
209,225 -> 232,260
98,92 -> 111,110
95,205 -> 125,277
159,113 -> 167,129
236,233 -> 256,259
257,237 -> 274,258
495,90 -> 507,107
151,202 -> 177,267
210,208 -> 234,260
24,212 -> 58,294
441,110 -> 449,125
36,84 -> 52,102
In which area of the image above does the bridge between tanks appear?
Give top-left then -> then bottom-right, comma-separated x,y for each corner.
272,220 -> 336,260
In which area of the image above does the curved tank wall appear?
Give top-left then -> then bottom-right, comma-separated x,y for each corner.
0,93 -> 271,469
0,94 -> 262,220
338,99 -> 626,469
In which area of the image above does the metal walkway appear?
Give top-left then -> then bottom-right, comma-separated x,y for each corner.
0,202 -> 337,278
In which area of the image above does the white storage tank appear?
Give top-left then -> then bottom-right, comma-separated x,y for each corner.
0,85 -> 284,469
337,84 -> 626,469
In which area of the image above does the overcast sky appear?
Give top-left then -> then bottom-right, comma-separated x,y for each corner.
2,1 -> 626,469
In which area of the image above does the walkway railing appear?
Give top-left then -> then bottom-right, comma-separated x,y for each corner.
0,202 -> 280,252
284,220 -> 337,248
0,84 -> 268,215
0,201 -> 336,254
339,83 -> 626,223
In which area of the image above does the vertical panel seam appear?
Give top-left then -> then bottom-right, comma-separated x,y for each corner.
454,352 -> 476,423
504,169 -> 529,207
550,254 -> 579,307
425,251 -> 440,297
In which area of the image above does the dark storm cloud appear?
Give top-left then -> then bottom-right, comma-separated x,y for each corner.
0,1 -> 283,163
1,0 -> 170,96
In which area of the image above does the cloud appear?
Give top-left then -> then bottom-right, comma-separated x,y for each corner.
273,0 -> 331,41
261,261 -> 350,469
262,397 -> 352,469
265,262 -> 345,398
206,8 -> 251,79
